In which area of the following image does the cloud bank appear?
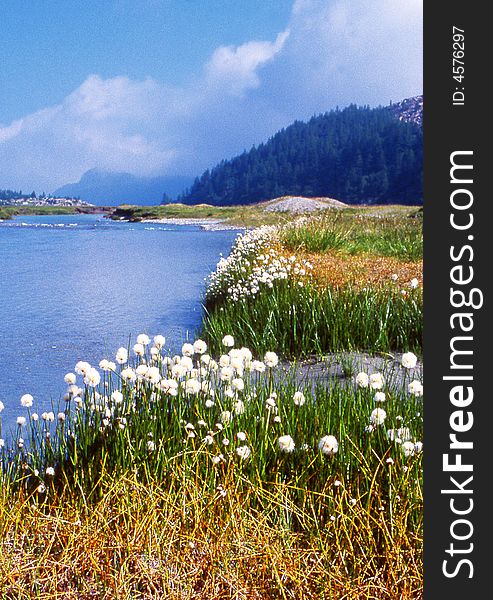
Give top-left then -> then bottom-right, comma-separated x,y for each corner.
0,0 -> 422,191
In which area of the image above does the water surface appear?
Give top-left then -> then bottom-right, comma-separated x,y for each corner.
0,214 -> 237,431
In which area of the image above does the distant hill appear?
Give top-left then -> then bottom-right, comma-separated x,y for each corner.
179,97 -> 423,206
54,169 -> 193,206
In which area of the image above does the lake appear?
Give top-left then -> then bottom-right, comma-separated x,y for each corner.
0,214 -> 238,433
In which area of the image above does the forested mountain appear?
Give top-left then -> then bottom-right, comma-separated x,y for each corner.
179,100 -> 423,206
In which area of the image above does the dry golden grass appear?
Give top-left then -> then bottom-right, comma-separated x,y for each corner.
0,472 -> 422,600
305,251 -> 423,290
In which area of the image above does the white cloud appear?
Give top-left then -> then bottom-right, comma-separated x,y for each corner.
0,0 -> 422,192
205,30 -> 289,96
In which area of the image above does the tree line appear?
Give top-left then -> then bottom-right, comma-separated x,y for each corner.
178,104 -> 422,206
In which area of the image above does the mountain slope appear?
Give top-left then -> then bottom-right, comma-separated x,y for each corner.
54,170 -> 193,206
179,98 -> 423,206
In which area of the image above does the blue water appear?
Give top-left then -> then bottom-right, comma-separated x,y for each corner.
0,214 -> 238,432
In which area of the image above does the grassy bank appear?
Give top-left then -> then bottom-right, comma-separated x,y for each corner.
1,204 -> 423,597
0,205 -> 111,220
1,338 -> 422,598
201,211 -> 422,358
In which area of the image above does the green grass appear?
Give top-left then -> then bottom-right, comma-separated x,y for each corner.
203,281 -> 422,358
282,211 -> 423,261
0,205 -> 81,220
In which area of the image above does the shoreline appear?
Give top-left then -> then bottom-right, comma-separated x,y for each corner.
139,217 -> 244,231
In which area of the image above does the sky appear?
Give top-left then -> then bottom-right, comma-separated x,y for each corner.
0,0 -> 422,192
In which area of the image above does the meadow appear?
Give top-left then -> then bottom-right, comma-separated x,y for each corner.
0,205 -> 423,599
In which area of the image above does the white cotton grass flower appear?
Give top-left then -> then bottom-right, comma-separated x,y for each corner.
370,408 -> 387,426
121,368 -> 136,382
137,334 -> 150,346
64,372 -> 77,385
414,441 -> 423,453
236,445 -> 251,460
355,372 -> 369,388
31,413 -> 39,421
251,360 -> 266,373
232,378 -> 244,392
75,361 -> 91,376
58,412 -> 66,422
264,352 -> 279,368
222,335 -> 235,347
220,411 -> 232,424
318,435 -> 339,456
408,380 -> 423,397
16,416 -> 27,427
0,401 -> 4,413
45,467 -> 55,477
153,335 -> 166,349
20,394 -> 33,408
237,431 -> 247,442
212,454 -> 225,465
147,440 -> 156,452
42,411 -> 55,422
273,415 -> 281,423
369,373 -> 385,390
133,343 -> 145,357
401,441 -> 416,457
84,368 -> 101,387
293,391 -> 306,406
387,427 -> 412,443
374,392 -> 386,403
116,347 -> 128,364
401,352 -> 418,369
278,435 -> 295,453
193,339 -> 207,354
203,435 -> 214,445
409,278 -> 419,289
0,439 -> 4,448
111,390 -> 124,404
181,343 -> 194,357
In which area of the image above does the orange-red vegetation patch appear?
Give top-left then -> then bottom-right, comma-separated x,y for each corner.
304,251 -> 423,290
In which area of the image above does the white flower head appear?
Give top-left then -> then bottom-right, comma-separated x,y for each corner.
369,373 -> 385,390
355,372 -> 369,388
64,372 -> 77,385
401,352 -> 418,369
193,339 -> 207,354
374,392 -> 386,403
181,343 -> 195,357
0,401 -> 4,413
46,467 -> 55,477
293,391 -> 306,406
20,394 -> 33,408
17,416 -> 27,427
75,361 -> 91,376
153,335 -> 166,349
133,343 -> 145,357
370,408 -> 387,426
318,435 -> 339,456
222,335 -> 235,348
264,352 -> 279,368
401,441 -> 416,457
236,445 -> 251,460
137,334 -> 150,346
278,434 -> 295,453
116,347 -> 128,364
408,380 -> 423,397
409,278 -> 419,289
84,367 -> 101,388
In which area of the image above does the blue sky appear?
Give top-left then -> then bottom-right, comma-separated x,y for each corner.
0,0 -> 422,192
